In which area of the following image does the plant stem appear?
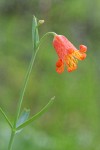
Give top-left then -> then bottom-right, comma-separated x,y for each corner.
8,31 -> 55,150
37,32 -> 56,48
14,48 -> 39,128
13,31 -> 56,128
8,130 -> 16,150
8,48 -> 39,150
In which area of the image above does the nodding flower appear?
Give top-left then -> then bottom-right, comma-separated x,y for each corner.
53,34 -> 87,73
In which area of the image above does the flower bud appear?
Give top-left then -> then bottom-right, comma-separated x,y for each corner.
38,20 -> 45,26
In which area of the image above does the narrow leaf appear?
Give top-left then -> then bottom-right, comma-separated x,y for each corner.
32,15 -> 39,49
16,108 -> 30,127
0,107 -> 13,129
16,108 -> 30,133
16,97 -> 55,130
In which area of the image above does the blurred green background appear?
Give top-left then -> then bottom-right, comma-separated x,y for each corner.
0,0 -> 100,149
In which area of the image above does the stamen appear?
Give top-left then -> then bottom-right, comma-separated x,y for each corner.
65,55 -> 77,72
73,50 -> 85,60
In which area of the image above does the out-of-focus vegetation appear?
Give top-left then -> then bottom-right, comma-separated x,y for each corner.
0,0 -> 100,149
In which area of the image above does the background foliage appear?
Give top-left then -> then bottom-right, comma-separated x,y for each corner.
0,0 -> 100,149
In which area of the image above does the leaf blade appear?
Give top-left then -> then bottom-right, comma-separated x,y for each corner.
16,108 -> 30,133
0,107 -> 13,129
32,15 -> 39,49
16,97 -> 55,130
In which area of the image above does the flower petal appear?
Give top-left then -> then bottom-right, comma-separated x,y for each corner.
56,59 -> 64,74
79,45 -> 87,53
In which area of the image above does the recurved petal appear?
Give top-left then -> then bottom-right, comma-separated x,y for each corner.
79,45 -> 87,52
56,59 -> 64,74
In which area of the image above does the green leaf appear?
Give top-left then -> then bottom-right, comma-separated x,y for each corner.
16,108 -> 30,132
0,107 -> 13,129
32,15 -> 39,49
16,96 -> 55,131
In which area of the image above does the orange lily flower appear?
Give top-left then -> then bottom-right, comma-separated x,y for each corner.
53,34 -> 87,73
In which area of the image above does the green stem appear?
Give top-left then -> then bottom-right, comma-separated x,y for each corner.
8,47 -> 39,150
8,31 -> 56,150
37,32 -> 56,48
8,130 -> 16,150
14,31 -> 56,128
14,48 -> 39,128
0,107 -> 13,129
